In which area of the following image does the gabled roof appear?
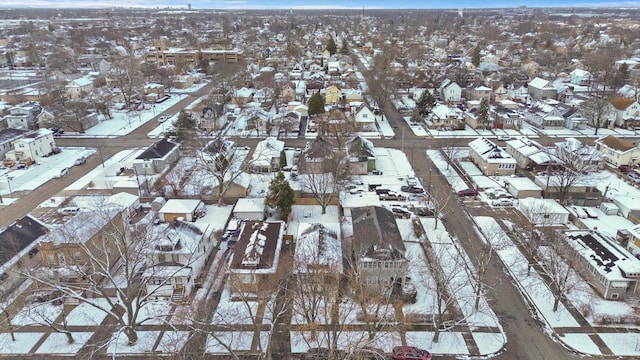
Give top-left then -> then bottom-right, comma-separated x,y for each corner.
230,221 -> 284,270
305,136 -> 334,159
528,77 -> 553,89
346,135 -> 375,158
596,135 -> 637,153
0,216 -> 48,265
610,96 -> 637,111
351,206 -> 405,260
136,138 -> 179,160
0,128 -> 28,144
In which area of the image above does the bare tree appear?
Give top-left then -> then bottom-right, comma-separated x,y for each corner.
581,97 -> 612,135
24,206 -> 202,347
109,53 -> 143,110
302,172 -> 340,215
537,229 -> 585,312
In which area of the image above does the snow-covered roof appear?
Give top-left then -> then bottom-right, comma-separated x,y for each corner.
528,77 -> 553,89
294,223 -> 343,274
565,230 -> 640,282
229,221 -> 285,274
158,199 -> 204,214
234,198 -> 265,214
518,198 -> 569,215
252,137 -> 284,168
469,137 -> 516,164
103,192 -> 139,209
505,177 -> 542,191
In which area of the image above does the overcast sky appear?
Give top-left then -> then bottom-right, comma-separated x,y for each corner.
2,0 -> 640,9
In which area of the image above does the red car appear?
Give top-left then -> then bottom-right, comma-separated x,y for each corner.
457,188 -> 479,197
392,346 -> 431,360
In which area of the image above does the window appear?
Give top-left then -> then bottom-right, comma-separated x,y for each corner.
611,293 -> 619,299
72,252 -> 83,263
58,253 -> 66,265
158,254 -> 166,263
46,254 -> 55,266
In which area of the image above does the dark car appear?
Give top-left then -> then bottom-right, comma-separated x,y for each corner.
392,346 -> 431,360
401,185 -> 424,193
619,165 -> 633,174
457,188 -> 479,197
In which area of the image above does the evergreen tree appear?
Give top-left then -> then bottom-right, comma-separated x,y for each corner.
173,109 -> 197,144
416,90 -> 436,116
340,41 -> 349,55
326,36 -> 337,55
200,58 -> 210,74
471,46 -> 481,67
477,99 -> 490,129
308,92 -> 326,116
265,172 -> 295,219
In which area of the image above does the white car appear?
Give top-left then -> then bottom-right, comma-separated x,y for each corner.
497,135 -> 512,141
406,175 -> 418,186
492,198 -> 514,207
158,116 -> 168,123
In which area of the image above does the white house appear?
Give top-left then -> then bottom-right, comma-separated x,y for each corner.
65,77 -> 94,99
5,128 -> 56,163
468,137 -> 517,176
251,137 -> 285,172
354,104 -> 377,132
555,137 -> 603,172
143,220 -> 212,302
569,69 -> 591,86
594,135 -> 640,167
527,77 -> 557,100
563,230 -> 640,300
610,96 -> 640,128
439,79 -> 462,103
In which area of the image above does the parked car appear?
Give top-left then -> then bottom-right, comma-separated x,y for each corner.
74,156 -> 86,165
379,191 -> 405,201
457,188 -> 479,197
347,346 -> 386,360
371,169 -> 383,175
391,207 -> 411,219
158,115 -> 168,123
497,135 -> 512,141
392,346 -> 431,360
619,165 -> 633,174
492,198 -> 515,207
406,175 -> 418,186
349,187 -> 366,195
55,168 -> 69,178
627,172 -> 640,184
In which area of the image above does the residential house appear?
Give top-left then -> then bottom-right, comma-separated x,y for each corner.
468,137 -> 517,176
439,79 -> 462,103
563,230 -> 640,300
492,107 -> 524,129
610,96 -> 640,128
253,87 -> 275,104
343,89 -> 362,106
5,128 -> 56,165
65,77 -> 94,99
227,221 -> 285,294
280,83 -> 297,103
346,135 -> 376,175
428,104 -> 465,130
0,216 -> 48,297
143,219 -> 212,302
353,104 -> 377,132
626,223 -> 640,257
556,85 -> 574,104
158,199 -> 206,222
323,85 -> 342,107
524,101 -> 566,129
4,102 -> 41,130
0,128 -> 28,161
595,135 -> 640,167
505,137 -> 554,170
348,206 -> 410,296
527,77 -> 557,100
174,74 -> 195,89
251,137 -> 285,172
36,106 -> 99,133
36,197 -> 128,290
493,85 -> 508,102
569,69 -> 592,86
305,81 -> 323,102
133,138 -> 180,176
294,223 -> 342,285
555,137 -> 603,173
300,136 -> 335,174
143,83 -> 165,102
562,106 -> 588,130
466,85 -> 492,102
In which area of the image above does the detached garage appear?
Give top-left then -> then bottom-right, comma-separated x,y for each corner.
233,198 -> 266,221
158,199 -> 205,222
517,198 -> 570,227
